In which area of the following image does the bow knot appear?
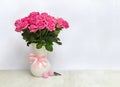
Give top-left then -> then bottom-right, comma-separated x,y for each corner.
29,53 -> 47,68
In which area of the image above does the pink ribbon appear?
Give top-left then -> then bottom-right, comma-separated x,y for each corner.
29,53 -> 47,68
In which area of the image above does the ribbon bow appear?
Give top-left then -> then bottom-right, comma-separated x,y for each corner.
29,53 -> 47,68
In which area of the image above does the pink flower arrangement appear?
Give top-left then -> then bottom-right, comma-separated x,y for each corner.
15,12 -> 69,32
15,12 -> 69,51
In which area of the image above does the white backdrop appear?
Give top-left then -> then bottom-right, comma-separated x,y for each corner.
0,0 -> 120,70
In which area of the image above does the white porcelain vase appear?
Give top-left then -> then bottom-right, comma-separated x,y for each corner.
30,44 -> 51,77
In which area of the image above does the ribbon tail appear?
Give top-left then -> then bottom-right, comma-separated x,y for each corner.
32,59 -> 37,65
41,61 -> 47,67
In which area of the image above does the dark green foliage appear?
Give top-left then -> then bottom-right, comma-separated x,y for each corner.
21,28 -> 62,51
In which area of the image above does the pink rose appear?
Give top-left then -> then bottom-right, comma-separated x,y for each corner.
36,15 -> 43,20
15,17 -> 29,32
15,19 -> 22,32
27,17 -> 36,25
56,18 -> 64,28
41,12 -> 48,19
44,15 -> 56,23
21,21 -> 29,29
29,25 -> 38,32
51,16 -> 57,24
29,12 -> 40,17
56,18 -> 69,28
45,15 -> 51,22
21,17 -> 28,22
28,12 -> 41,25
15,20 -> 28,32
62,20 -> 69,28
21,17 -> 29,29
36,20 -> 45,29
46,21 -> 56,31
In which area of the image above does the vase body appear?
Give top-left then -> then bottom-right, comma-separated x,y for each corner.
30,44 -> 51,77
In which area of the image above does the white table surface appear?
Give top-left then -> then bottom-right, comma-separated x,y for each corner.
0,70 -> 120,87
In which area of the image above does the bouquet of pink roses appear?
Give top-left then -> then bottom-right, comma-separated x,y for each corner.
15,12 -> 69,51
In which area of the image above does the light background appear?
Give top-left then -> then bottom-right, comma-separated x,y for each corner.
0,0 -> 120,70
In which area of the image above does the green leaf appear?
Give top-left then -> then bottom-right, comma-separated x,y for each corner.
56,41 -> 62,45
45,44 -> 53,51
27,42 -> 31,46
54,29 -> 61,36
30,36 -> 35,42
46,41 -> 53,45
54,72 -> 61,76
45,36 -> 54,45
57,38 -> 60,41
41,40 -> 46,45
36,42 -> 43,49
41,29 -> 47,36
